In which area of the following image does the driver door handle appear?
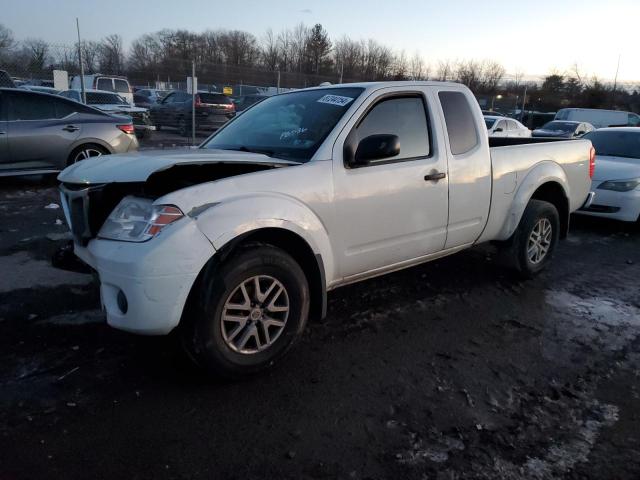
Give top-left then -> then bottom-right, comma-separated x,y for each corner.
424,172 -> 446,182
62,125 -> 79,132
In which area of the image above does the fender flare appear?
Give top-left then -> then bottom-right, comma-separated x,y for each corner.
498,161 -> 569,240
192,193 -> 336,285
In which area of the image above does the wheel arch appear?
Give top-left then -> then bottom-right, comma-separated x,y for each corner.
183,227 -> 327,328
498,161 -> 570,240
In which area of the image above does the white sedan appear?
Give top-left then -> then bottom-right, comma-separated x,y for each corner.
577,128 -> 640,222
485,115 -> 531,138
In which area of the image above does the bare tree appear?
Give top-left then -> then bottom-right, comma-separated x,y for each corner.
261,28 -> 279,70
0,23 -> 14,51
21,38 -> 49,72
99,34 -> 124,74
436,60 -> 453,81
480,60 -> 506,93
410,52 -> 426,80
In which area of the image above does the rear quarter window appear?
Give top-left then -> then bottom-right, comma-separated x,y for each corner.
438,91 -> 479,155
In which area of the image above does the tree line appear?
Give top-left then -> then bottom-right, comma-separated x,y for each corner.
0,21 -> 638,112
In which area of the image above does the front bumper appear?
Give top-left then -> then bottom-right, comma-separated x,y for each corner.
75,219 -> 216,335
577,183 -> 640,222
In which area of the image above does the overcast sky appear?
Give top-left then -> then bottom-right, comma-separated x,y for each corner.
3,0 -> 639,82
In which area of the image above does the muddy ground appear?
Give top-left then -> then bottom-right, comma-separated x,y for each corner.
0,166 -> 639,480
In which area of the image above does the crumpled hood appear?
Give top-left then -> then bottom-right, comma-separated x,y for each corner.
592,155 -> 640,182
57,149 -> 299,184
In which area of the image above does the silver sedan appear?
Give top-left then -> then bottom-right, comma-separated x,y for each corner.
0,88 -> 138,176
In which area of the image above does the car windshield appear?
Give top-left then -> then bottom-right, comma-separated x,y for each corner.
202,87 -> 364,162
583,131 -> 640,159
86,92 -> 128,105
485,118 -> 496,129
540,121 -> 577,132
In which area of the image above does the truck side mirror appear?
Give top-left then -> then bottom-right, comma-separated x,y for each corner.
348,134 -> 400,167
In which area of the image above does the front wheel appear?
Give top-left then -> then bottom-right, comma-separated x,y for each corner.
509,199 -> 560,278
183,245 -> 310,379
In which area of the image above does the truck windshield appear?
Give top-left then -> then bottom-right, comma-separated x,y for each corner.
202,87 -> 364,162
583,131 -> 640,159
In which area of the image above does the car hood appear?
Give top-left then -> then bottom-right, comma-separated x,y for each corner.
57,149 -> 301,184
592,155 -> 640,182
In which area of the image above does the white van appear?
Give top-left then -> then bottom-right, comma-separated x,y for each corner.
555,108 -> 640,129
69,74 -> 133,105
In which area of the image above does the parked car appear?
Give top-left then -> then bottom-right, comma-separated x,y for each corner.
69,74 -> 134,105
0,88 -> 138,176
133,88 -> 170,108
485,115 -> 531,138
57,81 -> 593,378
20,85 -> 60,95
0,70 -> 15,88
59,89 -> 154,138
577,128 -> 640,222
150,91 -> 235,136
532,121 -> 594,138
555,108 -> 640,129
232,94 -> 270,112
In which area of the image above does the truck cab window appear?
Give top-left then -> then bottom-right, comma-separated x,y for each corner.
356,96 -> 429,161
439,91 -> 479,155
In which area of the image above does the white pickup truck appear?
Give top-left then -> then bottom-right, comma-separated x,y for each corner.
58,82 -> 595,377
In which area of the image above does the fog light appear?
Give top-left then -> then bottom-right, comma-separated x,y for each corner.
117,290 -> 128,314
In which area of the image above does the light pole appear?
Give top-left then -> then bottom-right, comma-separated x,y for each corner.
490,94 -> 503,112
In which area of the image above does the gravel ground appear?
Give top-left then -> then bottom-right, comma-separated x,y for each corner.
0,172 -> 639,480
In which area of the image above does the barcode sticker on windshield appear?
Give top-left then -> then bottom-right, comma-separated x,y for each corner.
317,95 -> 354,107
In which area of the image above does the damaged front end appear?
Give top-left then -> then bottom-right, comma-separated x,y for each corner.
59,160 -> 290,247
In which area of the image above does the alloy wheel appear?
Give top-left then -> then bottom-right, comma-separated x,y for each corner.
527,218 -> 552,265
220,275 -> 290,354
73,148 -> 104,163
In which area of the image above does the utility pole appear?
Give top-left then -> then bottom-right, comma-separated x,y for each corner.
339,62 -> 344,84
520,85 -> 528,123
277,70 -> 281,94
76,18 -> 86,104
613,54 -> 621,92
191,60 -> 196,146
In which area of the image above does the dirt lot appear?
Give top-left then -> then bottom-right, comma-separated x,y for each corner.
1,167 -> 639,480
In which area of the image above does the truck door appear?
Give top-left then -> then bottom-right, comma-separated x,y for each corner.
332,89 -> 449,279
436,90 -> 492,248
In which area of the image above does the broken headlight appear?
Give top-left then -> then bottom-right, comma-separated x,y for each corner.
98,196 -> 184,242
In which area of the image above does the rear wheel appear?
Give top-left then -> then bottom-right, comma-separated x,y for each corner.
182,245 -> 310,379
68,144 -> 108,165
508,199 -> 560,278
178,118 -> 190,137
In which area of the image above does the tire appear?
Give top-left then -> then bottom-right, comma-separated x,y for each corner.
508,199 -> 560,278
183,245 -> 310,379
67,144 -> 109,166
178,117 -> 190,137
